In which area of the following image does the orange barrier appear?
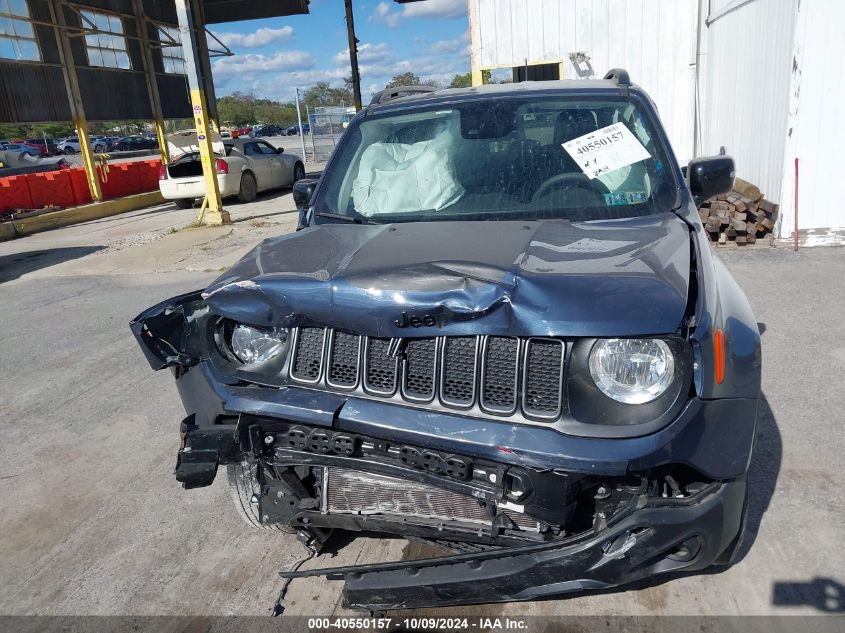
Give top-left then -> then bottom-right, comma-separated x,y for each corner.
28,171 -> 75,209
137,159 -> 162,192
0,175 -> 33,212
100,162 -> 142,199
67,168 -> 93,206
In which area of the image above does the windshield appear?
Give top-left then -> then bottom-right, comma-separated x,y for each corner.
314,95 -> 679,223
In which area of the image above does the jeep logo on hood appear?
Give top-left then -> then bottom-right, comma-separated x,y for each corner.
395,311 -> 446,329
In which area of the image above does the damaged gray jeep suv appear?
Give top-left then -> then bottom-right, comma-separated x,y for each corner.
131,70 -> 761,611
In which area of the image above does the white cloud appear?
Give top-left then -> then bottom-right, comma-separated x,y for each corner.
333,41 -> 395,67
370,1 -> 400,28
403,0 -> 468,20
213,50 -> 315,78
429,31 -> 469,55
211,26 -> 294,49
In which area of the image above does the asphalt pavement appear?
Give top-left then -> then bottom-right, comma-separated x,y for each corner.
0,202 -> 843,621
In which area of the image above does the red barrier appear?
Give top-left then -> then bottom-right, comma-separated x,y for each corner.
27,171 -> 75,209
99,162 -> 142,199
67,168 -> 93,206
137,159 -> 162,192
0,175 -> 33,212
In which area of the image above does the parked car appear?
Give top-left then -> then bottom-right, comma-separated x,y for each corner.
110,135 -> 158,152
57,136 -> 109,154
284,123 -> 309,135
131,71 -> 760,612
157,131 -> 305,208
13,138 -> 59,156
251,124 -> 283,137
1,142 -> 40,157
233,126 -> 253,137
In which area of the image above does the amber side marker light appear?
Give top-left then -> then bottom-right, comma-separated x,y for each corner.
714,329 -> 726,384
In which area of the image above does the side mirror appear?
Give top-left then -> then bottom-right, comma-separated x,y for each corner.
276,147 -> 284,154
687,155 -> 735,205
293,178 -> 318,230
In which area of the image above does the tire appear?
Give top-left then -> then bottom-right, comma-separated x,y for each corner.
226,461 -> 294,532
94,144 -> 106,153
293,162 -> 305,183
237,171 -> 257,203
174,198 -> 195,209
63,147 -> 76,155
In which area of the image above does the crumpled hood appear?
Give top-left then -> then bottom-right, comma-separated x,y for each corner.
203,213 -> 691,337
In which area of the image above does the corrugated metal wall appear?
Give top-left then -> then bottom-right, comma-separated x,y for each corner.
470,0 -> 699,162
777,0 -> 844,240
698,0 -> 796,212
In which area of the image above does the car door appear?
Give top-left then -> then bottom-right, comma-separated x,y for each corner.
255,140 -> 288,186
241,141 -> 273,190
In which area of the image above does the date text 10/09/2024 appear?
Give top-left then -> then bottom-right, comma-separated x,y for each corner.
307,617 -> 529,630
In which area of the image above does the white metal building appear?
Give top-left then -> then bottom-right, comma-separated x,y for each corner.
468,0 -> 843,243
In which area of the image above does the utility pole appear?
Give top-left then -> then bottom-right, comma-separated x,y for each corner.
294,88 -> 307,164
344,0 -> 363,111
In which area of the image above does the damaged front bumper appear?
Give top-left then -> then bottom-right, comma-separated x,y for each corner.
280,478 -> 746,611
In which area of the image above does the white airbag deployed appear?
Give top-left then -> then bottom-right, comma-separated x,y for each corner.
351,128 -> 464,216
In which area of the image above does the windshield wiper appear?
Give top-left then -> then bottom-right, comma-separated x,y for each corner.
315,211 -> 376,225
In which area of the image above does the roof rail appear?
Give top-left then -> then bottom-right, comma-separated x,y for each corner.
603,68 -> 631,95
369,85 -> 438,106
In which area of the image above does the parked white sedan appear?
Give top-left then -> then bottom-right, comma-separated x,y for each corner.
158,132 -> 305,209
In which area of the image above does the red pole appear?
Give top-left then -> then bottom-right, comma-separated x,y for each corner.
793,157 -> 799,251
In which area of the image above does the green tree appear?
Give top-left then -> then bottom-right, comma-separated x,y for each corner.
448,70 -> 492,88
302,82 -> 353,109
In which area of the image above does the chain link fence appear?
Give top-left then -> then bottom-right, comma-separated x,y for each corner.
298,105 -> 355,164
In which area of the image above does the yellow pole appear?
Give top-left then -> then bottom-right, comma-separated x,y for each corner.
154,119 -> 170,164
48,0 -> 102,200
175,0 -> 229,225
75,119 -> 102,200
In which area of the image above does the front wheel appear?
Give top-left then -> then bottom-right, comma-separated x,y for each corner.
173,198 -> 194,209
292,162 -> 305,183
226,461 -> 295,532
63,147 -> 76,155
237,171 -> 257,203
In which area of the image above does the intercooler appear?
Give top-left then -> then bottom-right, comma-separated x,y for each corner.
323,468 -> 540,531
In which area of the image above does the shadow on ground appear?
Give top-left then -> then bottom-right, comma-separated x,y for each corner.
0,246 -> 103,283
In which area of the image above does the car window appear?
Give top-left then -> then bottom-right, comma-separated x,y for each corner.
255,141 -> 278,155
315,95 -> 679,223
243,142 -> 261,156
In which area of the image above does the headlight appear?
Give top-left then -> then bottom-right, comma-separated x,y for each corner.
229,324 -> 289,364
588,338 -> 675,404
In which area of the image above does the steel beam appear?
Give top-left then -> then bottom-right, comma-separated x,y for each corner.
47,0 -> 101,201
344,0 -> 362,111
131,0 -> 169,163
174,0 -> 229,225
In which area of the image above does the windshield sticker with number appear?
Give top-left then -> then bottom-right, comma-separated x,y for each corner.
562,123 -> 651,180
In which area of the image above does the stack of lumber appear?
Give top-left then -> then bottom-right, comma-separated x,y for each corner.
698,177 -> 779,246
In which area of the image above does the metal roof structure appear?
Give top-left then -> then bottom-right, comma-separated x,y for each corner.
0,0 -> 310,124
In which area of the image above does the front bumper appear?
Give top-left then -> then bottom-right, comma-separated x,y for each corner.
279,478 -> 746,611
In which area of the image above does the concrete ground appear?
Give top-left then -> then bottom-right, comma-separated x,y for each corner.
0,198 -> 843,620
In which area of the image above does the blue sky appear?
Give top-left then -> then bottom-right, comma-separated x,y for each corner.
208,0 -> 470,103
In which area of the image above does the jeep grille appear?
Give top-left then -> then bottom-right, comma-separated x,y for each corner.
288,327 -> 566,421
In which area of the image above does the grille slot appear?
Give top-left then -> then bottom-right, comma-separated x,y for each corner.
290,328 -> 325,383
439,336 -> 479,407
401,338 -> 437,401
481,336 -> 520,414
364,337 -> 398,395
325,468 -> 539,531
327,331 -> 361,388
522,338 -> 564,418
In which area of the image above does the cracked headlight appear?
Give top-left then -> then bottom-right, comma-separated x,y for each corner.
589,338 -> 675,404
229,324 -> 289,364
